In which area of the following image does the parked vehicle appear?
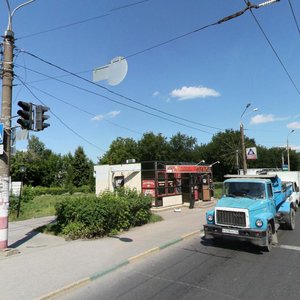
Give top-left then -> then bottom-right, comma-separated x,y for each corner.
283,181 -> 299,210
204,174 -> 294,251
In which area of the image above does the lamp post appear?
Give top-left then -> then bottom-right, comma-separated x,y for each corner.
209,161 -> 220,167
240,104 -> 258,175
287,129 -> 295,171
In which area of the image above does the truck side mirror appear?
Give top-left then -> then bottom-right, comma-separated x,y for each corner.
296,186 -> 299,193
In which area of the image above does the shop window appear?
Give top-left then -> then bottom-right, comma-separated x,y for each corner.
167,173 -> 175,194
157,172 -> 166,195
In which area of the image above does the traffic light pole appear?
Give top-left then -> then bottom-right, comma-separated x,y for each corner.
0,29 -> 14,250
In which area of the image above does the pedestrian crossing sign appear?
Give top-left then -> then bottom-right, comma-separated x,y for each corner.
246,147 -> 257,160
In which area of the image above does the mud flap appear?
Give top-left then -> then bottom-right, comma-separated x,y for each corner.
272,231 -> 278,245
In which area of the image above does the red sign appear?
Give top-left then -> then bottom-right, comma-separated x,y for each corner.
165,165 -> 211,173
142,180 -> 156,197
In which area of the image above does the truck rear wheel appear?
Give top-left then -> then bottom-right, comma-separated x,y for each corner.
263,223 -> 273,252
286,209 -> 296,230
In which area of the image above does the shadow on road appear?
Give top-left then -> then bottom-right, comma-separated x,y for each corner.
110,236 -> 133,243
200,236 -> 264,255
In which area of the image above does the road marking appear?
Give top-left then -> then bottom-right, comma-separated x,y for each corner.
278,245 -> 300,251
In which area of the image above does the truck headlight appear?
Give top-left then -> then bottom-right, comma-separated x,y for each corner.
207,214 -> 214,222
255,219 -> 263,228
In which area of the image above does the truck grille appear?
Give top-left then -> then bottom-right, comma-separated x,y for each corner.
216,210 -> 246,227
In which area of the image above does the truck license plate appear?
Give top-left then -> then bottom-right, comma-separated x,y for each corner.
222,228 -> 239,235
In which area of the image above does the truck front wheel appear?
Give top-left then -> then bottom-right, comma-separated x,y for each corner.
263,223 -> 273,252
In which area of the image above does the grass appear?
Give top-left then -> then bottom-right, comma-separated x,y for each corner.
9,193 -> 94,221
150,213 -> 163,223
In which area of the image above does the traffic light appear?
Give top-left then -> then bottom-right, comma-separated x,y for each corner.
17,101 -> 33,130
35,105 -> 50,131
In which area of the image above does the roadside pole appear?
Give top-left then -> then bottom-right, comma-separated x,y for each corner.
0,0 -> 35,251
0,29 -> 14,250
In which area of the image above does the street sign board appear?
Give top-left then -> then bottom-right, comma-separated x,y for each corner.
246,147 -> 257,160
282,164 -> 288,171
0,123 -> 3,144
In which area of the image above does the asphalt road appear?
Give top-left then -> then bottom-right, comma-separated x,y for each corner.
61,214 -> 300,300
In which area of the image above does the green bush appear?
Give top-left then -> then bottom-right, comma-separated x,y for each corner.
54,189 -> 152,240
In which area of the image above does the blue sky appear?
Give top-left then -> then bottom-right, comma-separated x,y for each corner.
1,0 -> 300,163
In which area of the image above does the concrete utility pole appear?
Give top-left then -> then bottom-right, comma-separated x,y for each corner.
0,0 -> 35,250
0,27 -> 14,251
239,104 -> 258,175
240,104 -> 250,175
240,122 -> 247,175
287,129 -> 295,172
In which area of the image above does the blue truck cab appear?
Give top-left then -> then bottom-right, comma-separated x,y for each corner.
204,174 -> 295,251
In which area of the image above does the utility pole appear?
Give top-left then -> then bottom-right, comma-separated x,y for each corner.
236,149 -> 239,174
287,129 -> 295,172
0,28 -> 14,250
0,0 -> 35,251
240,122 -> 247,175
239,103 -> 258,175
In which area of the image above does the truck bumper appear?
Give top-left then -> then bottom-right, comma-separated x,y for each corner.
204,224 -> 268,247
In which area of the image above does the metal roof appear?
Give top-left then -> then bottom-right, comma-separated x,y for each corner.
224,174 -> 278,179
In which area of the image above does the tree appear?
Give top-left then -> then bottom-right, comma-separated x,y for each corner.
99,137 -> 138,165
138,132 -> 170,161
168,133 -> 197,162
195,129 -> 256,180
71,146 -> 94,188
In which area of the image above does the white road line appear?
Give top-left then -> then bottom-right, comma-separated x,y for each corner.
278,245 -> 300,251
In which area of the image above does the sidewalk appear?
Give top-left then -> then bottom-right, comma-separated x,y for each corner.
0,200 -> 216,300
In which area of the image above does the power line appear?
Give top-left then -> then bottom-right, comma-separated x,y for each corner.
17,0 -> 153,40
17,50 -> 222,131
25,82 -> 144,136
15,2 -> 279,91
288,0 -> 300,36
15,75 -> 107,152
244,0 -> 300,97
15,63 -> 215,135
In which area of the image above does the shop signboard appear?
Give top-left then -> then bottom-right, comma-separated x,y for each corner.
165,165 -> 211,173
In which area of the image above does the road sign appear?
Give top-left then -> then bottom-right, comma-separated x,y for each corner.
0,123 -> 3,144
246,147 -> 257,160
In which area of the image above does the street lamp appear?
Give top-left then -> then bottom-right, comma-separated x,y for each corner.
196,160 -> 205,165
240,104 -> 258,175
287,129 -> 295,171
209,161 -> 220,167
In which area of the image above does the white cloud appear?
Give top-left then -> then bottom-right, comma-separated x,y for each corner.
250,114 -> 288,125
293,146 -> 300,152
91,110 -> 120,121
287,122 -> 300,129
106,111 -> 120,118
170,86 -> 220,101
250,114 -> 275,124
91,115 -> 104,121
153,91 -> 159,97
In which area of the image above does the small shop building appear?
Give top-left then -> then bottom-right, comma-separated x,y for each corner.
94,161 -> 214,207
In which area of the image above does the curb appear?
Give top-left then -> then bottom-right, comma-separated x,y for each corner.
37,229 -> 204,300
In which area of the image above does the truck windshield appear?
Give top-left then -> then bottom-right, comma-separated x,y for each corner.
223,182 -> 266,199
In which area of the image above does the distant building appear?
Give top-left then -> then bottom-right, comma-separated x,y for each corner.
94,161 -> 214,207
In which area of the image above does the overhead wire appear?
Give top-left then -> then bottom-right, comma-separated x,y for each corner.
15,75 -> 107,152
17,0 -> 153,40
242,0 -> 300,97
17,50 -> 222,131
25,82 -> 144,136
14,2 -> 282,132
15,63 -> 215,135
288,0 -> 300,36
